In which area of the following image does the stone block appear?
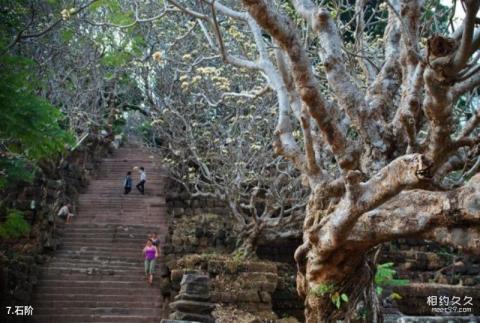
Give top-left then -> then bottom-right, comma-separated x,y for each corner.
211,291 -> 237,303
169,299 -> 215,314
259,291 -> 271,303
237,290 -> 260,302
171,311 -> 215,323
242,262 -> 277,274
180,281 -> 209,296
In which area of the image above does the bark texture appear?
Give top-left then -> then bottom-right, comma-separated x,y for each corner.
239,0 -> 480,321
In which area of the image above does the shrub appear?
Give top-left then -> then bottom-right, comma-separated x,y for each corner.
0,209 -> 30,239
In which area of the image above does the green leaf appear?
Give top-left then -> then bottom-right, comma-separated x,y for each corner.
390,292 -> 402,300
61,29 -> 74,42
0,53 -> 73,189
0,210 -> 30,239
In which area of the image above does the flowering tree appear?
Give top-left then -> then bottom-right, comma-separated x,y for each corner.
143,26 -> 308,257
3,0 -> 480,321
141,0 -> 479,321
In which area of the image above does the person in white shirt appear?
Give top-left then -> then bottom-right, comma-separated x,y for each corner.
136,166 -> 147,195
58,203 -> 74,224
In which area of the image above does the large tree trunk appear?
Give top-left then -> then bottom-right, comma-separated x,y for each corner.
296,196 -> 381,322
300,256 -> 380,322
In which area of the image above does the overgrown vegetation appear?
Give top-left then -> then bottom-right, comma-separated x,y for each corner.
0,54 -> 73,189
310,283 -> 349,309
374,262 -> 409,296
0,209 -> 30,239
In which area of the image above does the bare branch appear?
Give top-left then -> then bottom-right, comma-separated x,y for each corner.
242,0 -> 355,170
444,1 -> 480,76
292,0 -> 390,156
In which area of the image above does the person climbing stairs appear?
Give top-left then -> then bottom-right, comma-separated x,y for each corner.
31,146 -> 167,322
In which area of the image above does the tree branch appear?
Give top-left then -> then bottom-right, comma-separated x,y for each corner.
292,0 -> 390,156
242,0 -> 355,170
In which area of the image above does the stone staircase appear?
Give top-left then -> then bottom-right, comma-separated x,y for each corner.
32,146 -> 167,323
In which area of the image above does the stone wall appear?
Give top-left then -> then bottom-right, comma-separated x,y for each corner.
161,180 -> 305,322
0,135 -> 114,323
380,239 -> 480,317
167,254 -> 279,321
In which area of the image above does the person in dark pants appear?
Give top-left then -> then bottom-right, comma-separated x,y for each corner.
136,166 -> 146,195
124,171 -> 132,194
151,232 -> 160,248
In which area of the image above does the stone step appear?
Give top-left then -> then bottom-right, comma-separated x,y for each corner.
32,293 -> 163,303
33,307 -> 163,316
59,235 -> 163,242
32,314 -> 162,323
33,300 -> 162,308
41,261 -> 151,270
33,145 -> 166,322
57,242 -> 158,249
59,232 -> 167,239
45,257 -> 149,265
34,285 -> 161,295
52,254 -> 158,262
38,270 -> 159,284
35,279 -> 156,288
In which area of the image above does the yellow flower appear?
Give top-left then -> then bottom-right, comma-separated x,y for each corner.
152,51 -> 163,62
61,9 -> 70,20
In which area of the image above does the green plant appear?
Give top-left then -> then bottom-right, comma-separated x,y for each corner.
310,283 -> 349,309
231,249 -> 246,265
0,54 -> 74,189
310,282 -> 335,297
0,209 -> 30,239
374,262 -> 409,295
331,292 -> 349,309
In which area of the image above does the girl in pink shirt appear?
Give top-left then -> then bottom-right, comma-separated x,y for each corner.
143,239 -> 158,285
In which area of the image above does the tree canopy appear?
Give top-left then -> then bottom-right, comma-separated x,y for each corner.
1,0 -> 479,321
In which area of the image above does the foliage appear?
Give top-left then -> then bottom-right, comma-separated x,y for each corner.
0,54 -> 74,189
0,209 -> 30,239
310,282 -> 349,309
374,262 -> 409,295
310,282 -> 335,297
331,291 -> 349,309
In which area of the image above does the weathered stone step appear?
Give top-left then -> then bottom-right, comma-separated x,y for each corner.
35,279 -> 155,288
58,248 -> 157,258
59,235 -> 162,242
34,307 -> 163,315
33,300 -> 161,308
37,266 -> 139,275
41,262 -> 147,271
58,243 -> 155,250
44,257 -> 146,266
32,314 -> 161,323
32,145 -> 166,322
58,233 -> 165,240
35,286 -> 159,295
33,293 -> 162,302
38,271 -> 165,281
52,254 -> 154,262
72,218 -> 167,223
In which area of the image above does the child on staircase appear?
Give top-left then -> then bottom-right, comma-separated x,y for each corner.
58,203 -> 74,224
136,166 -> 147,195
123,171 -> 132,194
